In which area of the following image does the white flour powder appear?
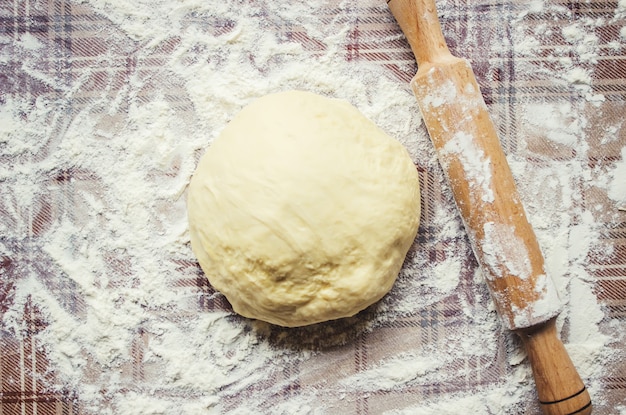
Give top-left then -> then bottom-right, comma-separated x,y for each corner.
607,147 -> 626,209
1,0 -> 624,413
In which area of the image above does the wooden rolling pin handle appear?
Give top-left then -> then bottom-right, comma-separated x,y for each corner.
518,319 -> 592,415
387,0 -> 451,65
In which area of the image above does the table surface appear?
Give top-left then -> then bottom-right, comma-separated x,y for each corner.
1,0 -> 625,414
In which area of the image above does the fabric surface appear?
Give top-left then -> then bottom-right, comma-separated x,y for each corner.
1,0 -> 625,414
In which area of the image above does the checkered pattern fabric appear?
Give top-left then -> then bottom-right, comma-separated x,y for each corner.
1,0 -> 624,413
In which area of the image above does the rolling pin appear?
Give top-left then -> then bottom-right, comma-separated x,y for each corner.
386,0 -> 592,413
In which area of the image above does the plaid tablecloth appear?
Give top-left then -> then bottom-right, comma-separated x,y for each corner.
1,0 -> 625,414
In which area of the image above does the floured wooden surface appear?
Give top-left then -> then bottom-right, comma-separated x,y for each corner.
1,0 -> 625,413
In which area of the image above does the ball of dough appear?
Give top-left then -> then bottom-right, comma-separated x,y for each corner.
187,90 -> 420,327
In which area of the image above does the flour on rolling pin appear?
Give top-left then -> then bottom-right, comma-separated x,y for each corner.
441,131 -> 495,203
480,221 -> 562,329
419,72 -> 495,203
412,64 -> 562,330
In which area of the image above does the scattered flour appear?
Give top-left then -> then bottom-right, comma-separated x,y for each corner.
1,0 -> 624,414
607,147 -> 626,209
339,352 -> 442,391
384,381 -> 527,415
429,256 -> 462,294
522,102 -> 583,148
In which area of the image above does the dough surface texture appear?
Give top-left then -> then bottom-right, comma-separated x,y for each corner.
187,90 -> 420,327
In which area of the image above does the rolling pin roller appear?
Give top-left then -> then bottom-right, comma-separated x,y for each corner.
386,0 -> 592,413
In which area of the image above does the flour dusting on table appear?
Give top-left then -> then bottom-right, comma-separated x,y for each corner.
1,0 -> 624,413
